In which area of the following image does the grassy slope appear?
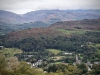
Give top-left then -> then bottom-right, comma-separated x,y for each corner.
46,49 -> 62,55
96,44 -> 100,54
57,29 -> 87,35
46,49 -> 66,62
0,48 -> 22,57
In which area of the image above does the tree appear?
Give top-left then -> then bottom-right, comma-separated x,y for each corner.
77,63 -> 88,74
0,55 -> 6,71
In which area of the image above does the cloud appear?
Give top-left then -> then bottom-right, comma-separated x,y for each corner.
0,0 -> 100,14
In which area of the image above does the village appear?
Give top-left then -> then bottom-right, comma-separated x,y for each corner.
26,52 -> 100,72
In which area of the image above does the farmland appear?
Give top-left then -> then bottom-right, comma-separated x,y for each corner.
0,48 -> 22,57
57,28 -> 86,35
46,49 -> 62,55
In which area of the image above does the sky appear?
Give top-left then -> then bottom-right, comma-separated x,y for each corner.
0,0 -> 100,14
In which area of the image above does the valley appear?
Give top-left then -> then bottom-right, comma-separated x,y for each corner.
0,10 -> 100,75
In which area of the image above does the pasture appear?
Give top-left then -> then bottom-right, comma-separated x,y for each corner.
46,49 -> 62,55
0,48 -> 22,57
57,29 -> 86,35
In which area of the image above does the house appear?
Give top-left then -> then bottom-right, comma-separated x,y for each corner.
32,60 -> 42,67
64,52 -> 72,55
81,45 -> 84,47
27,60 -> 43,68
94,61 -> 100,64
88,66 -> 91,71
0,46 -> 4,49
85,61 -> 93,71
86,61 -> 93,68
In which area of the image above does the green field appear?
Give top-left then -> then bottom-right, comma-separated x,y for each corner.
95,44 -> 100,54
0,48 -> 22,57
46,49 -> 62,55
57,29 -> 86,35
53,56 -> 65,60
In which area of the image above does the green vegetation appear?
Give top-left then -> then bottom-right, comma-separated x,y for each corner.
1,55 -> 99,75
0,56 -> 100,75
0,18 -> 100,75
1,31 -> 99,63
47,49 -> 62,55
49,56 -> 66,61
0,48 -> 22,57
57,29 -> 86,34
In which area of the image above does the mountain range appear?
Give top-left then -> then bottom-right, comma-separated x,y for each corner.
0,10 -> 100,24
0,9 -> 100,34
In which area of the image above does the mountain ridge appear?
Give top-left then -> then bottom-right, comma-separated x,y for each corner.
0,10 -> 23,24
0,9 -> 100,24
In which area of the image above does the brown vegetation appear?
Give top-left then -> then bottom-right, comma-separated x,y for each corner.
50,18 -> 100,30
6,18 -> 100,41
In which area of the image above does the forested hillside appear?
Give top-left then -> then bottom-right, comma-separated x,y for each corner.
6,18 -> 100,40
0,18 -> 99,62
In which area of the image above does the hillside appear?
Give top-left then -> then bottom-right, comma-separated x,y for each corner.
23,10 -> 100,24
0,20 -> 14,34
50,18 -> 100,30
0,10 -> 100,34
0,10 -> 100,24
6,18 -> 100,41
0,7 -> 100,75
0,20 -> 49,34
0,18 -> 100,75
0,10 -> 23,24
6,27 -> 63,41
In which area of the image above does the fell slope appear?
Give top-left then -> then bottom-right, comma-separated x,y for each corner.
6,18 -> 100,41
50,18 -> 100,30
23,10 -> 100,24
0,10 -> 23,24
0,10 -> 100,24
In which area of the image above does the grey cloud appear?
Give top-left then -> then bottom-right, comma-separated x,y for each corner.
0,0 -> 43,9
0,0 -> 100,14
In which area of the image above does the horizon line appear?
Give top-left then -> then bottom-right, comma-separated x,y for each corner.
0,9 -> 100,14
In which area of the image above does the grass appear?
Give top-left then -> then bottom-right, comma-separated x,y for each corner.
35,68 -> 43,72
0,48 -> 22,57
46,49 -> 62,55
96,44 -> 100,48
49,56 -> 66,61
55,62 -> 62,64
97,50 -> 100,53
78,54 -> 84,60
53,56 -> 65,60
57,28 -> 100,35
50,62 -> 62,65
95,44 -> 100,54
57,29 -> 87,35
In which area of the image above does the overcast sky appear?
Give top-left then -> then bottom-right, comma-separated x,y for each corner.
0,0 -> 100,14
